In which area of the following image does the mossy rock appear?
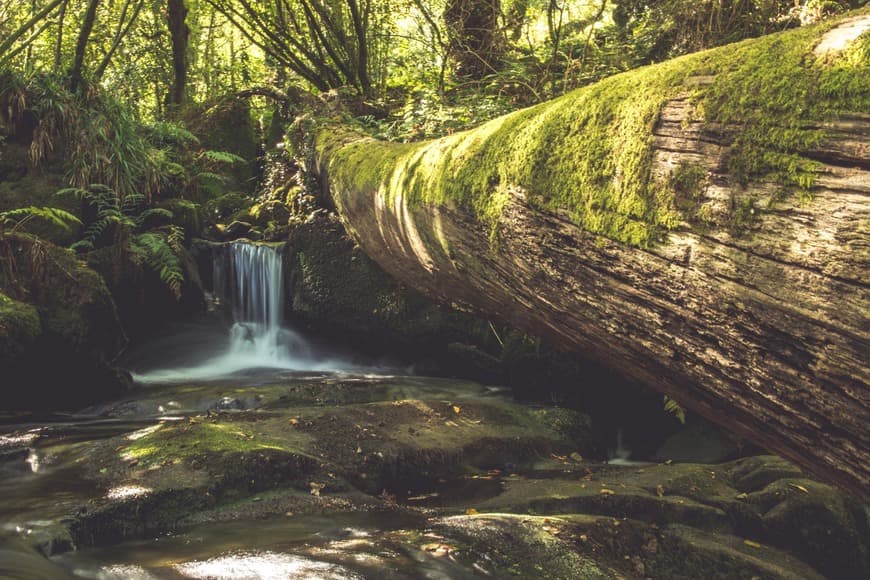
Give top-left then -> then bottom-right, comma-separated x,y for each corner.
753,478 -> 870,578
0,142 -> 78,246
181,99 -> 258,196
0,293 -> 40,366
0,235 -> 129,408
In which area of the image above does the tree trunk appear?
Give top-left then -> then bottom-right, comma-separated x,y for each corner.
69,0 -> 101,93
444,0 -> 504,79
167,0 -> 190,105
312,13 -> 870,500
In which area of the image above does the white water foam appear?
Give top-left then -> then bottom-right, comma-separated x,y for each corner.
133,242 -> 351,384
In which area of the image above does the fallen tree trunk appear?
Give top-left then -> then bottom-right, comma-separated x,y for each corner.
312,12 -> 870,500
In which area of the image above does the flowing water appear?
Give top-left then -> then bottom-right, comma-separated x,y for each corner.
133,242 -> 354,384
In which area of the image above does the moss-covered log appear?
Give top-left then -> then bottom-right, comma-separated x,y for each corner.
313,11 -> 870,500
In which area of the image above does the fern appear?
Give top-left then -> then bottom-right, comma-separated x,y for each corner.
131,232 -> 183,298
135,208 -> 173,228
664,396 -> 687,424
166,225 -> 185,253
147,121 -> 200,148
193,171 -> 228,184
0,206 -> 81,233
200,150 -> 246,165
57,183 -> 185,298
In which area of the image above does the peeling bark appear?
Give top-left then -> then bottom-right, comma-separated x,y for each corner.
315,17 -> 870,500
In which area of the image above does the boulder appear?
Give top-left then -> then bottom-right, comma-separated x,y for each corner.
0,235 -> 131,408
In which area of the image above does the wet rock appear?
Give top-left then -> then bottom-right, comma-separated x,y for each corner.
223,220 -> 253,240
752,478 -> 869,578
435,514 -> 614,578
654,418 -> 740,463
0,293 -> 40,366
729,455 -> 804,492
0,540 -> 76,579
5,378 -> 863,579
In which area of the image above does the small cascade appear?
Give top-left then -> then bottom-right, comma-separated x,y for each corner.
607,427 -> 652,466
132,241 -> 349,384
212,242 -> 313,366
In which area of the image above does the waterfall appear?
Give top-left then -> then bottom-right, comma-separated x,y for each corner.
212,242 -> 312,366
132,241 -> 347,384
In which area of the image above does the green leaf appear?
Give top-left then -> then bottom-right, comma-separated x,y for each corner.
0,206 -> 81,231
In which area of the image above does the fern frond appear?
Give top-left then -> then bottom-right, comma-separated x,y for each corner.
200,150 -> 246,165
135,208 -> 173,229
70,239 -> 95,252
166,225 -> 185,253
121,193 -> 147,215
0,206 -> 81,231
82,211 -> 131,242
193,171 -> 228,183
663,396 -> 686,424
54,187 -> 93,200
133,232 -> 184,298
147,121 -> 200,147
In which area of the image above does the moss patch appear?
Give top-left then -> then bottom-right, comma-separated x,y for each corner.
318,9 -> 869,247
0,292 -> 41,365
121,419 -> 312,467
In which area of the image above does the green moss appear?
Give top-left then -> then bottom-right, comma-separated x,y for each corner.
0,292 -> 41,365
122,420 -> 312,467
318,9 -> 869,247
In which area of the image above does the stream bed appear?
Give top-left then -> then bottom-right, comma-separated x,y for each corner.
1,372 -> 867,579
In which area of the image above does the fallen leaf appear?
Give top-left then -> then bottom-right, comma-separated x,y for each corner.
656,484 -> 665,497
465,508 -> 479,515
422,543 -> 452,556
735,492 -> 748,500
600,488 -> 615,496
569,452 -> 583,462
452,405 -> 461,414
744,539 -> 762,549
579,534 -> 588,542
788,483 -> 809,494
289,418 -> 299,426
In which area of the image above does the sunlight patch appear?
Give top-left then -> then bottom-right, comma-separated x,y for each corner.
126,424 -> 163,441
0,432 -> 39,448
106,485 -> 152,501
174,551 -> 362,580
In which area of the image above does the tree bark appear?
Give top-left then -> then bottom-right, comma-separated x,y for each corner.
69,0 -> 101,93
312,14 -> 870,500
444,0 -> 504,79
167,0 -> 190,105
